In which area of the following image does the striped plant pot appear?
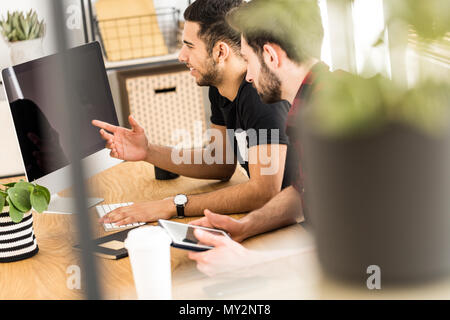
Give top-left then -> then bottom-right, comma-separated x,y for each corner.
0,206 -> 39,263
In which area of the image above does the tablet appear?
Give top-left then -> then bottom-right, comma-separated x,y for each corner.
158,219 -> 230,252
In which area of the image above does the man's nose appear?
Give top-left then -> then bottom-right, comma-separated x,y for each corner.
178,47 -> 188,63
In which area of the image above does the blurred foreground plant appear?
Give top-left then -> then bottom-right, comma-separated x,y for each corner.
305,74 -> 450,138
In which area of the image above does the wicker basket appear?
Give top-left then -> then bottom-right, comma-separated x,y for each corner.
125,69 -> 207,148
95,8 -> 180,62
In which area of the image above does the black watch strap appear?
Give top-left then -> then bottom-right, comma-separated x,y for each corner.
176,204 -> 185,218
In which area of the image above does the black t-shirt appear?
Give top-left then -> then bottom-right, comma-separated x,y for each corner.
209,79 -> 297,189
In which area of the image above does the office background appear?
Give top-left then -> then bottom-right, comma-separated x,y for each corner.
0,0 -> 448,178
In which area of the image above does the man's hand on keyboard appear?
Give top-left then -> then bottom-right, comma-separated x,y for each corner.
91,115 -> 149,162
99,198 -> 176,226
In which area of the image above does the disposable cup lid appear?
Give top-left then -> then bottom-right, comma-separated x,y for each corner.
124,226 -> 171,250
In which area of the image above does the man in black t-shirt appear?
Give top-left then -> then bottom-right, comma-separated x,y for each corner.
209,80 -> 296,190
187,0 -> 328,274
91,0 -> 296,225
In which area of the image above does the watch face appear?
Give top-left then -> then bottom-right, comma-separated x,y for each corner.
174,194 -> 188,205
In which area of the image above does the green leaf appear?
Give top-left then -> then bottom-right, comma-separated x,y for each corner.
0,193 -> 5,213
7,196 -> 25,223
31,12 -> 37,26
16,26 -> 25,40
35,185 -> 50,204
29,22 -> 38,39
30,189 -> 48,213
2,182 -> 16,188
38,21 -> 45,37
15,181 -> 34,193
7,29 -> 17,41
12,13 -> 19,32
7,187 -> 31,213
19,14 -> 29,37
1,21 -> 11,34
372,29 -> 385,47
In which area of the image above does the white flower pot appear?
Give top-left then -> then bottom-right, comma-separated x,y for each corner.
0,206 -> 39,263
8,38 -> 44,65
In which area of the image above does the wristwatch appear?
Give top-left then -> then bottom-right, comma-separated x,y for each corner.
173,194 -> 188,218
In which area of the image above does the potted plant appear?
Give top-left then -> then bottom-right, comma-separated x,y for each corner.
298,0 -> 450,286
300,72 -> 450,284
0,180 -> 50,263
0,10 -> 45,65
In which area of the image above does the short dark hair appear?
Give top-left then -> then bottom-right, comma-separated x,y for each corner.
184,0 -> 243,54
227,0 -> 324,64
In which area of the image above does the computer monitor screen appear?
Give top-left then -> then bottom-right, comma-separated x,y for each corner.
1,42 -> 119,183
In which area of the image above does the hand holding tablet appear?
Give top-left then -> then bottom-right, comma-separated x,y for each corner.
158,219 -> 230,252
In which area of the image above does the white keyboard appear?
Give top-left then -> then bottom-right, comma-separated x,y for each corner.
96,202 -> 145,232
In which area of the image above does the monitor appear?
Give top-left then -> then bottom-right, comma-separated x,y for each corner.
1,42 -> 122,213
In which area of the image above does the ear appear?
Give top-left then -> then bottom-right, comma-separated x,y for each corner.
262,43 -> 283,70
213,41 -> 231,64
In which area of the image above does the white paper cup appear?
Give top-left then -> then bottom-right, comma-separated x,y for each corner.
124,226 -> 172,299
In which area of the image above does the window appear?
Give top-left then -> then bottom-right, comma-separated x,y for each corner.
351,0 -> 390,77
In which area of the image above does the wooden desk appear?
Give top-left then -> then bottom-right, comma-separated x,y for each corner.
0,161 -> 287,299
1,161 -> 450,300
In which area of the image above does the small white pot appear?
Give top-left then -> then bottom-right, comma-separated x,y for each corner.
8,37 -> 44,65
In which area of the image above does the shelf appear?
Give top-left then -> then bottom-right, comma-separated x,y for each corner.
81,0 -> 186,72
103,51 -> 181,72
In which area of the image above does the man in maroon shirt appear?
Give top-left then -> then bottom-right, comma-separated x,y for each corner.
188,0 -> 331,275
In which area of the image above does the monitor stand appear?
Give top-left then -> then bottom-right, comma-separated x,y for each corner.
44,194 -> 103,214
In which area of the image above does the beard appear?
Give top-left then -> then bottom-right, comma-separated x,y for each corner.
195,57 -> 223,87
256,61 -> 282,104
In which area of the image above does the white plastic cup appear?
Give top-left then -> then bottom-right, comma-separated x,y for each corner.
124,226 -> 172,299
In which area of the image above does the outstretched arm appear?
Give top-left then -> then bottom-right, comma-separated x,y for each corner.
183,144 -> 287,215
144,124 -> 236,181
99,144 -> 287,226
92,116 -> 236,180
